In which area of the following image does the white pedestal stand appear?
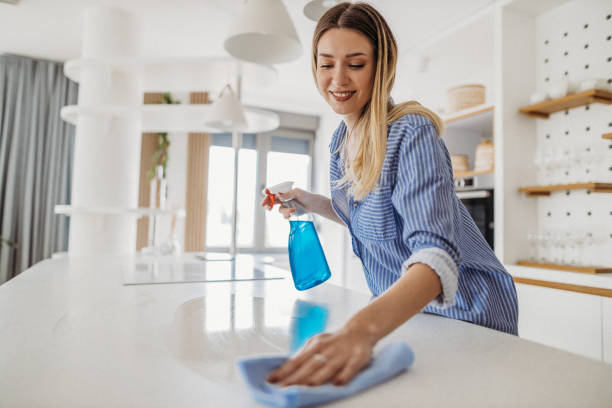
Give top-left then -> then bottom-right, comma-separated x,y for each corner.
68,6 -> 143,256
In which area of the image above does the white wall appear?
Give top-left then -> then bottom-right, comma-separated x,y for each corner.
394,10 -> 495,113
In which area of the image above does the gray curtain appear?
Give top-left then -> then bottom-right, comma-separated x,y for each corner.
0,54 -> 78,284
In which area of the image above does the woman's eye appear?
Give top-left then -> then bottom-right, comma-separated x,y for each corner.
349,64 -> 365,68
319,64 -> 333,68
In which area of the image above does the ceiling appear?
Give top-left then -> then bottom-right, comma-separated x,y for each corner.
0,0 -> 495,114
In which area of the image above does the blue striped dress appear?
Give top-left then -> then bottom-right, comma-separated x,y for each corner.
329,114 -> 519,335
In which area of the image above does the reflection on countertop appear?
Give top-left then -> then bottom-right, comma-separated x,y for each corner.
170,293 -> 328,382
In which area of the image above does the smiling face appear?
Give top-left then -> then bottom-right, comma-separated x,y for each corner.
315,28 -> 375,129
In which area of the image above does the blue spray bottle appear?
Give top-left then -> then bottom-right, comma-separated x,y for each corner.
264,182 -> 331,291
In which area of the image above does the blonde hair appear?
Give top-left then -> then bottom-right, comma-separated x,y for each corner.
312,2 -> 444,200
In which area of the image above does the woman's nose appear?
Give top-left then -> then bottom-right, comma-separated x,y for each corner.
332,67 -> 349,86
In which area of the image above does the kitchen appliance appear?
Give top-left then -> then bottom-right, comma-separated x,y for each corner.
455,173 -> 494,249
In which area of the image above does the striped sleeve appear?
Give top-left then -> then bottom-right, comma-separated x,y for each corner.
391,122 -> 461,307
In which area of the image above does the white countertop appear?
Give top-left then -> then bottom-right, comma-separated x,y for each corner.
1,253 -> 612,407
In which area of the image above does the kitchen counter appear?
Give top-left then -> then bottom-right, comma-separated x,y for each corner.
1,253 -> 612,407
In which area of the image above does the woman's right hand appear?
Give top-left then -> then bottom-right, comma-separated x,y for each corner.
261,188 -> 311,219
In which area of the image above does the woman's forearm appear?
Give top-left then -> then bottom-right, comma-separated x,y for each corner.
342,262 -> 442,345
306,194 -> 345,226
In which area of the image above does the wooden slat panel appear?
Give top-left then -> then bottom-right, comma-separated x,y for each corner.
513,277 -> 612,298
137,92 -> 164,250
136,133 -> 159,250
184,92 -> 211,252
144,93 -> 163,104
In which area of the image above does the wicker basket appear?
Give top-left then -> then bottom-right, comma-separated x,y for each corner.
446,84 -> 486,113
451,154 -> 470,173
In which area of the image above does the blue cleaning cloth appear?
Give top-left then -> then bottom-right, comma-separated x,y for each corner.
235,342 -> 414,408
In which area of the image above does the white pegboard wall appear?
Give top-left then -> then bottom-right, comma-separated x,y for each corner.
533,189 -> 612,267
532,0 -> 612,267
536,0 -> 612,92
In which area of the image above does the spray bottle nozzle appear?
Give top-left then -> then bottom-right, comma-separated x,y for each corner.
262,181 -> 294,197
262,181 -> 306,216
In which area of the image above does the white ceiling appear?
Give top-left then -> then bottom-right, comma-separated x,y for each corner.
0,0 -> 495,114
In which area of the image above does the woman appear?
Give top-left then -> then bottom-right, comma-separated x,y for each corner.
262,2 -> 518,387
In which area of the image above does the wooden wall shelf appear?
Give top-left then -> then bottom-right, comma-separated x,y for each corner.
603,133 -> 612,140
519,89 -> 612,119
444,104 -> 493,124
453,169 -> 494,179
517,261 -> 612,274
518,182 -> 612,196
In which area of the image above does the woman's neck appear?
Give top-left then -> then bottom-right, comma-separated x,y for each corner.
343,113 -> 359,134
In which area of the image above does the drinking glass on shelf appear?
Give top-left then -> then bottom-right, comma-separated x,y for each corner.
550,231 -> 565,264
587,232 -> 606,267
573,230 -> 588,267
538,232 -> 551,263
579,231 -> 595,267
526,232 -> 539,262
565,231 -> 579,266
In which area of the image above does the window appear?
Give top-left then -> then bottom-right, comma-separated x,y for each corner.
206,129 -> 314,252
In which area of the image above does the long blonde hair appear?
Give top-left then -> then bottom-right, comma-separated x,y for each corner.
312,2 -> 444,200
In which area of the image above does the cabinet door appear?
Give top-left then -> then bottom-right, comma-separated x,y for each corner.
515,283 -> 602,361
603,297 -> 612,365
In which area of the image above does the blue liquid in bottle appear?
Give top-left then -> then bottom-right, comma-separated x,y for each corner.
288,220 -> 331,290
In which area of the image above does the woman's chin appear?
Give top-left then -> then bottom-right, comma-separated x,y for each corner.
327,102 -> 355,116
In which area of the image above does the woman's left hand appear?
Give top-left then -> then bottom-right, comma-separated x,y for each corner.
266,326 -> 376,387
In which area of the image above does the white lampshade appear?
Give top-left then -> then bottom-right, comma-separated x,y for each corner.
303,0 -> 342,22
204,85 -> 248,131
224,0 -> 302,64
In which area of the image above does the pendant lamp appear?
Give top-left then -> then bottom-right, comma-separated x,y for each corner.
203,84 -> 248,131
303,0 -> 341,22
224,0 -> 302,64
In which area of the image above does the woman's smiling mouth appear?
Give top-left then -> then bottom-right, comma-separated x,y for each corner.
330,90 -> 356,101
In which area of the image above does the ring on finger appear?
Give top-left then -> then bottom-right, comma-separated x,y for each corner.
313,353 -> 328,364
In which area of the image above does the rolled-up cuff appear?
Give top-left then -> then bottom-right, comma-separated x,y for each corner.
402,247 -> 459,309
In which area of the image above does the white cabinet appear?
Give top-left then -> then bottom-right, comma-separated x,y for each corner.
515,282 -> 602,361
603,297 -> 612,364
